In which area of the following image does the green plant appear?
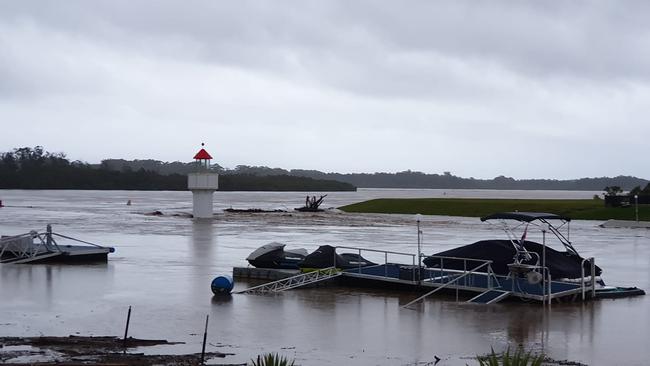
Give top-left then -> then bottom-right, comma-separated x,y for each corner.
477,347 -> 544,366
250,353 -> 295,366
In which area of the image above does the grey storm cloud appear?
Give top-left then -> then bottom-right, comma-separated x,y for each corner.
0,1 -> 649,179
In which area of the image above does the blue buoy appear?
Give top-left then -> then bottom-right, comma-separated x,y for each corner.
211,275 -> 234,295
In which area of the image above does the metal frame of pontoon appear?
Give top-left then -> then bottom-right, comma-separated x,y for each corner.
0,224 -> 113,264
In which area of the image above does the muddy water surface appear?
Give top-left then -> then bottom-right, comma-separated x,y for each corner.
0,189 -> 648,365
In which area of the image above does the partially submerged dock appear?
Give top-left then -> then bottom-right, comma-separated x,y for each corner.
233,246 -> 603,306
0,225 -> 114,264
233,212 -> 645,306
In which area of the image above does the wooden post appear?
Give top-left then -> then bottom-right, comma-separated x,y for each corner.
123,306 -> 132,347
200,314 -> 209,365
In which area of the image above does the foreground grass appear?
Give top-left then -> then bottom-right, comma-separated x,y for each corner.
250,353 -> 295,366
340,198 -> 650,221
477,347 -> 544,366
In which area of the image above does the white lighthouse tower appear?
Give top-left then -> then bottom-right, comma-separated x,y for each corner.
188,144 -> 219,218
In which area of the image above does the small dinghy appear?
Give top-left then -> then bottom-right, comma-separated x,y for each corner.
246,242 -> 308,269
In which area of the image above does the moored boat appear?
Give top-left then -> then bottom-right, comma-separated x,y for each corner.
246,242 -> 308,269
424,212 -> 602,281
245,243 -> 378,270
299,245 -> 377,270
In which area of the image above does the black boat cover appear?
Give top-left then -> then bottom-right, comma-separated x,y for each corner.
246,242 -> 307,269
299,245 -> 377,269
423,240 -> 601,279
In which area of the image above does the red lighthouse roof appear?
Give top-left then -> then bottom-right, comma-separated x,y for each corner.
193,148 -> 212,160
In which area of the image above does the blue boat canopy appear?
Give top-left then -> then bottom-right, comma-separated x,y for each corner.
480,212 -> 571,222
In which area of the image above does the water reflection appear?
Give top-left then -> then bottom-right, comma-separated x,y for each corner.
210,294 -> 233,305
190,219 -> 216,265
189,220 -> 218,304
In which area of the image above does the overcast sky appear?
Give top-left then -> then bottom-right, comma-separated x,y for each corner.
1,1 -> 648,179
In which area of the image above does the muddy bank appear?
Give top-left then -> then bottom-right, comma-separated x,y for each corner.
0,335 -> 590,366
0,335 -> 235,366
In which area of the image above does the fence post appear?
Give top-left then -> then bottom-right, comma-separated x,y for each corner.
200,314 -> 209,365
123,306 -> 132,348
590,258 -> 596,298
358,248 -> 362,274
384,252 -> 388,277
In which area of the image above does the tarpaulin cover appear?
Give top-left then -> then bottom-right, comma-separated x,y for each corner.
480,212 -> 571,222
246,242 -> 307,269
423,240 -> 601,279
300,245 -> 376,269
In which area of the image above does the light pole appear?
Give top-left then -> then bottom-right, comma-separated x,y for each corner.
635,194 -> 639,222
415,213 -> 423,284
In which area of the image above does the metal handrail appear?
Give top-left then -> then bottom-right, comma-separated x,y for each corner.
402,261 -> 495,308
334,245 -> 418,278
424,255 -> 496,287
423,254 -> 494,263
0,232 -> 50,262
0,232 -> 34,244
591,258 -> 596,298
334,246 -> 416,258
580,257 -> 596,301
0,234 -> 29,258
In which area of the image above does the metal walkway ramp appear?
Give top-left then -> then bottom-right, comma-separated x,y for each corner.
467,289 -> 511,304
235,267 -> 342,294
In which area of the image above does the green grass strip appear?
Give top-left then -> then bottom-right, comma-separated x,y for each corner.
339,198 -> 650,221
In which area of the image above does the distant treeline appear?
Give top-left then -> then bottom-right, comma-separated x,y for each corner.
101,159 -> 649,191
0,147 -> 356,191
290,170 -> 648,191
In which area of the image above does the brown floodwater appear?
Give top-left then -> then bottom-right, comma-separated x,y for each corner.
0,189 -> 648,365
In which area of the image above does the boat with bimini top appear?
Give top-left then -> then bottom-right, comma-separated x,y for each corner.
423,212 -> 643,298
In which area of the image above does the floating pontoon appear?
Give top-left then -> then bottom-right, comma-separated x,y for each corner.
234,212 -> 644,305
0,225 -> 114,264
